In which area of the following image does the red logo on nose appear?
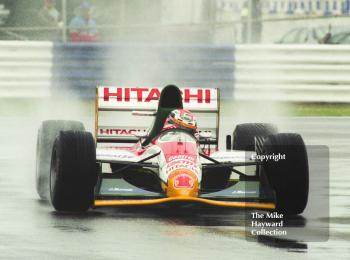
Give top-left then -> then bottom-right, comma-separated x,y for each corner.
174,173 -> 194,188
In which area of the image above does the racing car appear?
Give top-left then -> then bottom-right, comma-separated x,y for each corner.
35,84 -> 309,215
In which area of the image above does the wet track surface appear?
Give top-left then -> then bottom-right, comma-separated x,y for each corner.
0,115 -> 349,259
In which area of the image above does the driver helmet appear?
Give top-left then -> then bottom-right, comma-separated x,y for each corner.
162,109 -> 197,133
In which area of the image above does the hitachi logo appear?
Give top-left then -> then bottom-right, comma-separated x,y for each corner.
103,87 -> 211,104
99,128 -> 147,136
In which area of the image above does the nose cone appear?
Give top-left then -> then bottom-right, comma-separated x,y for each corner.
166,169 -> 199,197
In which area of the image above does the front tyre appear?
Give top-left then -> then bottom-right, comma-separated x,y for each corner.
50,131 -> 97,212
36,120 -> 85,200
263,133 -> 309,215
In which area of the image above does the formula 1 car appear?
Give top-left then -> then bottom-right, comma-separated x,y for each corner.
35,85 -> 309,215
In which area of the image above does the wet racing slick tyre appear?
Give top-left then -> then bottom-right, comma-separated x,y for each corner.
36,120 -> 85,200
232,123 -> 278,151
50,131 -> 97,212
262,133 -> 309,215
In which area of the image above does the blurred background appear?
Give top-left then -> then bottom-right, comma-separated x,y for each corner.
0,0 -> 350,44
1,0 -> 350,111
0,0 -> 349,44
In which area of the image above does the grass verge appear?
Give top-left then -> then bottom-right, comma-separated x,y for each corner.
288,103 -> 350,116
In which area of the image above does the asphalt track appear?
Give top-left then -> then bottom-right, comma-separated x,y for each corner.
0,115 -> 349,259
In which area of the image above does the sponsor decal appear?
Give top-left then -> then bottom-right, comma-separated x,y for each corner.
173,173 -> 194,188
99,128 -> 147,136
97,153 -> 134,159
165,161 -> 200,176
166,159 -> 196,169
163,154 -> 200,176
167,169 -> 199,197
232,190 -> 257,194
102,87 -> 212,104
97,149 -> 135,159
105,187 -> 134,192
168,155 -> 196,162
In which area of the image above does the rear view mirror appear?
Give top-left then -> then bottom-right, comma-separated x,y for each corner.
199,132 -> 212,138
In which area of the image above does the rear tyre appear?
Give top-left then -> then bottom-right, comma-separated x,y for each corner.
263,133 -> 309,215
50,131 -> 97,212
36,120 -> 85,200
232,123 -> 278,151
